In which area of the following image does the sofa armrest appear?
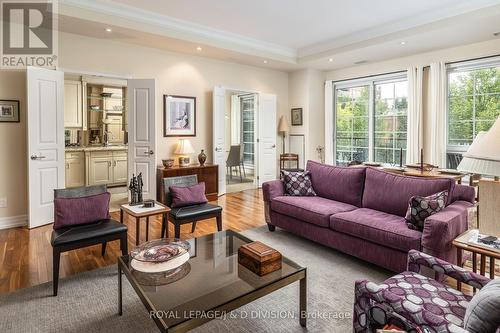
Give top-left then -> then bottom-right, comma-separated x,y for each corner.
451,184 -> 476,204
421,200 -> 472,258
262,180 -> 284,202
407,250 -> 490,289
354,279 -> 468,333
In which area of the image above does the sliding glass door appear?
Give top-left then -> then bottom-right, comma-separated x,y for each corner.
334,73 -> 408,166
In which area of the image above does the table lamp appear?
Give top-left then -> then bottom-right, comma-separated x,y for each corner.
175,139 -> 195,167
278,115 -> 290,153
457,116 -> 500,238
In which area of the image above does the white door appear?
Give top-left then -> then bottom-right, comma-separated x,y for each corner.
257,93 -> 277,187
213,86 -> 226,195
27,67 -> 65,228
127,79 -> 156,200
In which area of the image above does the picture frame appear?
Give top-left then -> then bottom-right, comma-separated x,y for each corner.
0,100 -> 20,123
163,95 -> 196,137
291,107 -> 303,126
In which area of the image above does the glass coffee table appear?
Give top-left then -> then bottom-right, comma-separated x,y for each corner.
117,230 -> 307,332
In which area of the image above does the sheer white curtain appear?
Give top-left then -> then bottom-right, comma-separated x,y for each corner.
429,62 -> 447,168
230,95 -> 240,145
406,66 -> 423,164
324,80 -> 334,165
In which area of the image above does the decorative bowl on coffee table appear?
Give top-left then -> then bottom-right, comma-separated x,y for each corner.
130,238 -> 191,273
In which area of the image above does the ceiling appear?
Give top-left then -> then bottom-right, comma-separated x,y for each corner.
58,0 -> 500,71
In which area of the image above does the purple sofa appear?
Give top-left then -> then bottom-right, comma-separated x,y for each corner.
262,161 -> 475,272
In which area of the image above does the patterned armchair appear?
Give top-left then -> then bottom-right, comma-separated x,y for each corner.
353,250 -> 492,333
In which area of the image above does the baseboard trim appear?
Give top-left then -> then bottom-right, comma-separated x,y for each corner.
0,215 -> 28,230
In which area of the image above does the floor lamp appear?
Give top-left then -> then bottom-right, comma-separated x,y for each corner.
457,116 -> 500,239
278,115 -> 290,153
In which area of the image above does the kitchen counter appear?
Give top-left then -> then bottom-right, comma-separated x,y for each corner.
65,145 -> 128,152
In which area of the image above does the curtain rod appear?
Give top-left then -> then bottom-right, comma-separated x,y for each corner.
446,53 -> 500,66
331,70 -> 407,84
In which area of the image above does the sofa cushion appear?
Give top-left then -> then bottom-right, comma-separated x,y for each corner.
53,192 -> 111,230
281,170 -> 316,196
362,168 -> 455,217
330,208 -> 422,252
271,196 -> 357,228
306,160 -> 366,207
405,190 -> 449,231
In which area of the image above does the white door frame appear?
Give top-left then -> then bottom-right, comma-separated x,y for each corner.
214,85 -> 277,192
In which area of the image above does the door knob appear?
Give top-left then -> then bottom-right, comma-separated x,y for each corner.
271,144 -> 276,148
144,150 -> 154,155
30,154 -> 46,160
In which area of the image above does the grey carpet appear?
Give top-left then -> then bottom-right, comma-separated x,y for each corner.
0,226 -> 391,333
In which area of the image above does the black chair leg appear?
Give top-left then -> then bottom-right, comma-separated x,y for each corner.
101,242 -> 107,256
216,213 -> 222,231
239,165 -> 243,182
242,163 -> 246,178
174,223 -> 181,239
120,233 -> 128,256
191,221 -> 197,233
267,223 -> 276,232
53,248 -> 61,296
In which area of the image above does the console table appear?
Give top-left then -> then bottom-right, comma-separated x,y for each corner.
157,164 -> 219,203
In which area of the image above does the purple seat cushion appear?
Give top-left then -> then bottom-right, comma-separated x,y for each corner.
170,182 -> 208,208
54,192 -> 111,230
271,196 -> 357,228
362,168 -> 455,217
330,208 -> 422,252
306,161 -> 366,207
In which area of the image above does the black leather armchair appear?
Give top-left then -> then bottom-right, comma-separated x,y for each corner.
51,185 -> 128,296
160,175 -> 222,239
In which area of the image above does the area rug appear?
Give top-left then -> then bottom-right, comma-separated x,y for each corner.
0,226 -> 391,332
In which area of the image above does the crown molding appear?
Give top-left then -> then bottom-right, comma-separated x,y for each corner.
60,0 -> 297,61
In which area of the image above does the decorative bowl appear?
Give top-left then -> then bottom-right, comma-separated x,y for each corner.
100,92 -> 113,98
162,159 -> 175,168
130,238 -> 191,273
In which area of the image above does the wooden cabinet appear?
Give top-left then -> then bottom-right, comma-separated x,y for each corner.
87,150 -> 128,186
64,80 -> 83,128
112,151 -> 128,183
65,151 -> 85,188
157,164 -> 219,203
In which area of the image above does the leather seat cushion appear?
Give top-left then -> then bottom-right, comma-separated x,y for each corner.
170,203 -> 222,220
51,219 -> 127,247
271,196 -> 357,228
330,208 -> 422,252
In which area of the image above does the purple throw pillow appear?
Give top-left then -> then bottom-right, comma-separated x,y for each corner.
170,182 -> 208,208
405,190 -> 448,231
281,170 -> 316,197
54,192 -> 111,230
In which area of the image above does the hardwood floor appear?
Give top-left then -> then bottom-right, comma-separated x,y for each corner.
0,189 -> 265,294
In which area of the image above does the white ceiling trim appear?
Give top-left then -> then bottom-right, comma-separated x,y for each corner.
298,0 -> 500,57
60,0 -> 297,60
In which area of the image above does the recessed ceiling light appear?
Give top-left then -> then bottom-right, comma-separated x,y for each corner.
263,60 -> 268,64
400,41 -> 406,45
196,46 -> 202,51
328,58 -> 334,62
105,28 -> 112,32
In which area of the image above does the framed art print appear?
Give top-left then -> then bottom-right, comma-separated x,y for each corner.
291,107 -> 303,126
163,95 -> 196,137
0,100 -> 20,123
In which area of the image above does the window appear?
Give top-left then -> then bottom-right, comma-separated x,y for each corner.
447,58 -> 500,168
241,96 -> 255,167
334,74 -> 408,166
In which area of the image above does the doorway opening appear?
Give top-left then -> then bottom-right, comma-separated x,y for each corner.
225,90 -> 257,193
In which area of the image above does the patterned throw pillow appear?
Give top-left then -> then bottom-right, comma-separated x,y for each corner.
281,170 -> 316,196
405,190 -> 448,231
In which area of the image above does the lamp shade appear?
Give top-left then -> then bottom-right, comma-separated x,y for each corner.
278,115 -> 290,133
174,139 -> 195,155
457,116 -> 500,177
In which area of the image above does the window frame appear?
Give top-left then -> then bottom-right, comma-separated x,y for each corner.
333,72 -> 408,166
445,56 -> 500,159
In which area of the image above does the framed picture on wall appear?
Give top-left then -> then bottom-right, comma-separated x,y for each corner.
291,108 -> 303,126
0,100 -> 20,123
163,95 -> 196,137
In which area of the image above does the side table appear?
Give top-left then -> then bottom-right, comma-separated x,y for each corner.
453,229 -> 499,290
120,202 -> 170,245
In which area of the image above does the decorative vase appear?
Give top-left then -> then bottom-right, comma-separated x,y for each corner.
198,149 -> 207,166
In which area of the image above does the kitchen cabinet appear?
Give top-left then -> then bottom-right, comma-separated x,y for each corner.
65,152 -> 85,188
107,115 -> 125,144
64,80 -> 83,128
87,150 -> 128,186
